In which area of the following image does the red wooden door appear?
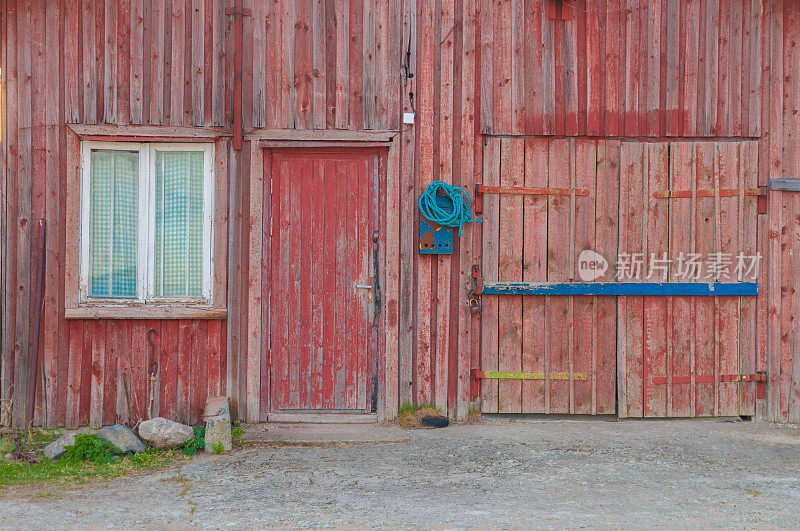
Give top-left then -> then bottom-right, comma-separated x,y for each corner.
268,149 -> 378,412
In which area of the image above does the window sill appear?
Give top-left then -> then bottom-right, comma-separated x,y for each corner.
65,305 -> 227,320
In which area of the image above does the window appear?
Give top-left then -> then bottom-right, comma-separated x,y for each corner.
79,142 -> 214,305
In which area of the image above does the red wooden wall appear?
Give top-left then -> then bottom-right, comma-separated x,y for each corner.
2,0 -> 800,427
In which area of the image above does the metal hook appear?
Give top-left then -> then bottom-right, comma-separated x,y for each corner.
147,328 -> 159,376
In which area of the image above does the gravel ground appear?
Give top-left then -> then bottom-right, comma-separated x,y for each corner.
1,418 -> 799,529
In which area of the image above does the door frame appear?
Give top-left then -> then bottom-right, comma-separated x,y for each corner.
244,129 -> 400,423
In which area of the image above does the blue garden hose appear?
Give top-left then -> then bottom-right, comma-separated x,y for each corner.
418,181 -> 480,236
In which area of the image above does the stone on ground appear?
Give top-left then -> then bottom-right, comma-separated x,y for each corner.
97,424 -> 147,454
204,410 -> 232,454
42,428 -> 95,460
138,417 -> 194,449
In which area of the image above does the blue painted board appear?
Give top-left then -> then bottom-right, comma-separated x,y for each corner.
480,282 -> 758,296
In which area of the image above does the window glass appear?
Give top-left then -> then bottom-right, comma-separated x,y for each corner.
154,150 -> 205,297
89,150 -> 139,298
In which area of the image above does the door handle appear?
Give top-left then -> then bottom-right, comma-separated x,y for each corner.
355,283 -> 373,302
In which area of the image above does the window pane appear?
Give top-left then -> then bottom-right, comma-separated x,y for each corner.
154,150 -> 205,298
89,150 -> 139,298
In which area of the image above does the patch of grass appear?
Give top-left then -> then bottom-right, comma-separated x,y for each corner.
0,447 -> 186,489
61,434 -> 119,465
211,442 -> 225,454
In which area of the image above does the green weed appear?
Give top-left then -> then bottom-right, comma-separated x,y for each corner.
182,426 -> 205,456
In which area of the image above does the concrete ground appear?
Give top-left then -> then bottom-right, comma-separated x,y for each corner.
1,418 -> 799,529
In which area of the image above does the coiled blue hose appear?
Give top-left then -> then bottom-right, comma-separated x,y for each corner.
418,181 -> 479,236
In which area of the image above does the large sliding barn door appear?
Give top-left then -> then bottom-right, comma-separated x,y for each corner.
618,141 -> 759,418
268,149 -> 378,412
480,138 -> 618,414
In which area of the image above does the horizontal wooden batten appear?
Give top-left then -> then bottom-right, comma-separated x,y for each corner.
480,282 -> 759,296
477,184 -> 590,196
68,124 -> 232,140
652,189 -> 765,198
474,370 -> 588,381
65,307 -> 228,320
260,141 -> 392,149
247,129 -> 399,143
652,373 -> 766,384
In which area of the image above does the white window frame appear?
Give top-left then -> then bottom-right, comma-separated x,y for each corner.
79,141 -> 215,305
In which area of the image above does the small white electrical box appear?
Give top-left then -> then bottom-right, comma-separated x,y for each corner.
403,112 -> 415,124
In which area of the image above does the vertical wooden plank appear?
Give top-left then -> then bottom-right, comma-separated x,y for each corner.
479,0 -> 493,132
665,0 -> 680,135
669,141 -> 694,417
585,0 -> 601,135
618,142 -> 645,417
385,144 -> 401,419
716,142 -> 741,416
523,0 -> 542,134
700,0 -> 719,135
300,158 -> 314,409
694,142 -> 716,416
64,0 -> 80,122
177,319 -> 192,422
595,139 -> 619,415
102,0 -> 117,123
415,0 -> 434,406
729,0 -> 743,136
361,0 -> 375,128
455,0 -> 477,417
604,0 -> 621,135
103,323 -> 118,425
747,0 -> 762,137
43,0 -> 61,428
169,0 -> 184,125
510,0 -> 524,134
12,0 -> 32,428
294,0 -> 313,129
643,143 -> 669,417
321,158 -> 336,409
130,0 -> 144,123
349,0 -> 364,129
89,321 -> 106,428
715,0 -> 731,135
116,0 -> 131,124
493,0 -> 511,133
739,141 -> 758,416
645,0 -> 662,135
682,0 -> 700,136
206,320 -> 221,401
547,138 -> 571,414
211,0 -> 225,126
246,143 -> 263,421
433,0 -> 454,413
149,0 -> 165,124
190,0 -> 205,126
520,139 -> 548,413
66,322 -> 83,429
563,3 -> 578,134
312,0 -> 327,129
497,138 -> 523,413
480,137 -> 500,412
572,139 -> 596,414
334,0 -> 350,128
623,0 -> 639,136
